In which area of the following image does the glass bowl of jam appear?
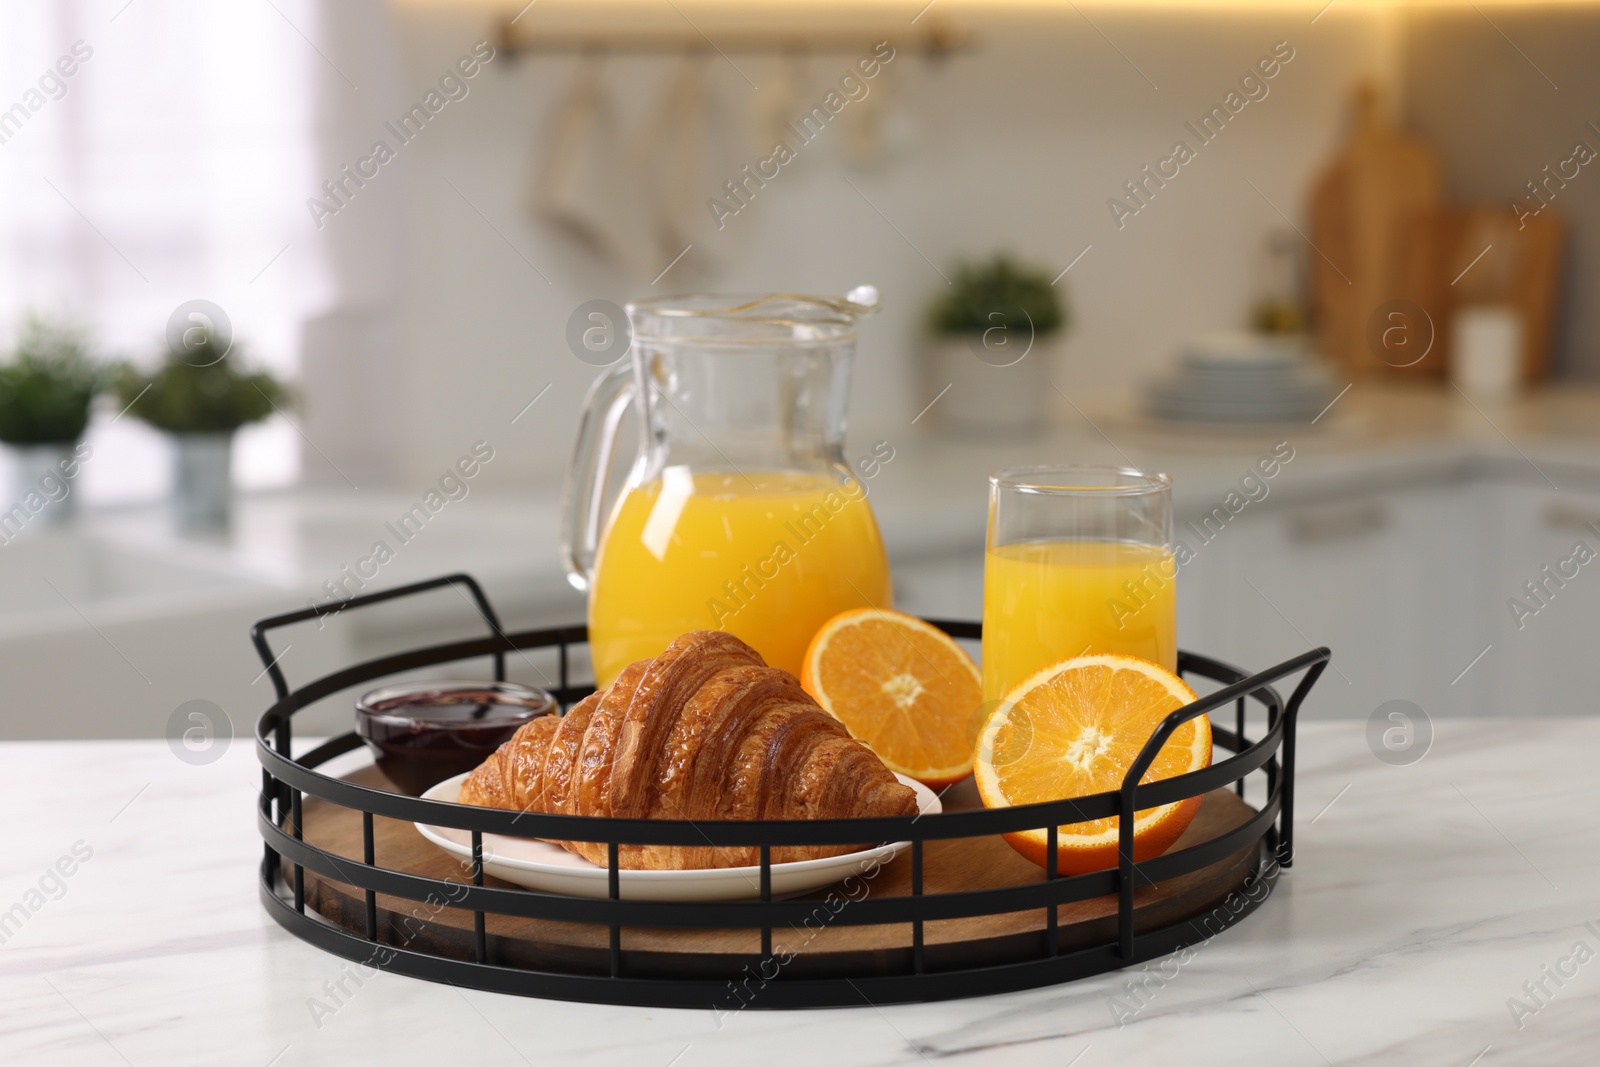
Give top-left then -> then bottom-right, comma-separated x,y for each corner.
355,680 -> 557,795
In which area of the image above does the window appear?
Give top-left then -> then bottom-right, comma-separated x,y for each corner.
0,0 -> 332,503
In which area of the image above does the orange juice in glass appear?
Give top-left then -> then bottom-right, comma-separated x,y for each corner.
982,467 -> 1176,704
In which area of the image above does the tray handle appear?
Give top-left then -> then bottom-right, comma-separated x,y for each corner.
249,572 -> 508,703
1114,645 -> 1330,958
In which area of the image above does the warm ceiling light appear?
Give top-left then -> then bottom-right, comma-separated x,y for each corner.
394,0 -> 1600,8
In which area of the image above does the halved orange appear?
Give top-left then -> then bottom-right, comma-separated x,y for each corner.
973,653 -> 1210,874
800,608 -> 983,788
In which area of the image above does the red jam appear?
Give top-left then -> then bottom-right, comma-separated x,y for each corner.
355,681 -> 555,795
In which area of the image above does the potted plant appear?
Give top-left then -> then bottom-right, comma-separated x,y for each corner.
114,331 -> 290,528
923,254 -> 1069,437
0,315 -> 101,525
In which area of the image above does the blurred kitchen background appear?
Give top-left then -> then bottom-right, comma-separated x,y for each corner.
2,0 -> 1598,739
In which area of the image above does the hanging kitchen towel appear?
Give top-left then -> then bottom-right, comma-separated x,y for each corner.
631,52 -> 710,267
531,53 -> 659,279
751,51 -> 803,161
630,51 -> 748,275
837,54 -> 888,168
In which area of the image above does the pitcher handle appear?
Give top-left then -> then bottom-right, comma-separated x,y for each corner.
561,361 -> 635,593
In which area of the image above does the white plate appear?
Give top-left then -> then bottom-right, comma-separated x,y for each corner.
414,772 -> 941,902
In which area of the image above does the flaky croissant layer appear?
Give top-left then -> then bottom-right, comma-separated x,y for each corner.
458,630 -> 919,870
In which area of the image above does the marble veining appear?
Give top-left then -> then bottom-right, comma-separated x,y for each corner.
2,721 -> 1598,1066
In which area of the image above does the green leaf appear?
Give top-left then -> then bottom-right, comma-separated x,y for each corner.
0,314 -> 102,445
925,253 -> 1069,338
115,331 -> 293,434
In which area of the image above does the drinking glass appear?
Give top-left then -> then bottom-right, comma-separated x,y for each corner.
982,466 -> 1175,704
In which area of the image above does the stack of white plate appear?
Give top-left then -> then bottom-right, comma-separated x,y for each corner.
1143,333 -> 1336,425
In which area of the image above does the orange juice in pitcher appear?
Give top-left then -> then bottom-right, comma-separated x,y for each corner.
587,470 -> 889,684
563,291 -> 893,686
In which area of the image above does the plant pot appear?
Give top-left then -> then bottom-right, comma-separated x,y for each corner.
924,334 -> 1057,439
172,432 -> 233,529
5,442 -> 81,529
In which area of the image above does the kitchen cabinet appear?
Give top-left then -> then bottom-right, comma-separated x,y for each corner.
1470,480 -> 1600,717
1180,482 -> 1476,719
1183,477 -> 1600,718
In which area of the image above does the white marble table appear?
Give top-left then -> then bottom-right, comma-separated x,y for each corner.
3,721 -> 1597,1066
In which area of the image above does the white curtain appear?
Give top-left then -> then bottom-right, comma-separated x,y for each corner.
0,0 -> 399,503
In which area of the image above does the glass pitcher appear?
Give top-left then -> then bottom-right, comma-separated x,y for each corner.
563,289 -> 893,687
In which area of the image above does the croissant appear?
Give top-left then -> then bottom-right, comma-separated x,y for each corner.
458,630 -> 919,869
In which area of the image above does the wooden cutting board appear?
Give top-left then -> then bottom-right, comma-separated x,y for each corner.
293,766 -> 1266,980
1309,81 -> 1448,379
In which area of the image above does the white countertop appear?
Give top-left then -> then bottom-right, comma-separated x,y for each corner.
4,720 -> 1597,1065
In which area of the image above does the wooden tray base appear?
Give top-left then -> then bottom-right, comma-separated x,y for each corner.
295,767 -> 1262,981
